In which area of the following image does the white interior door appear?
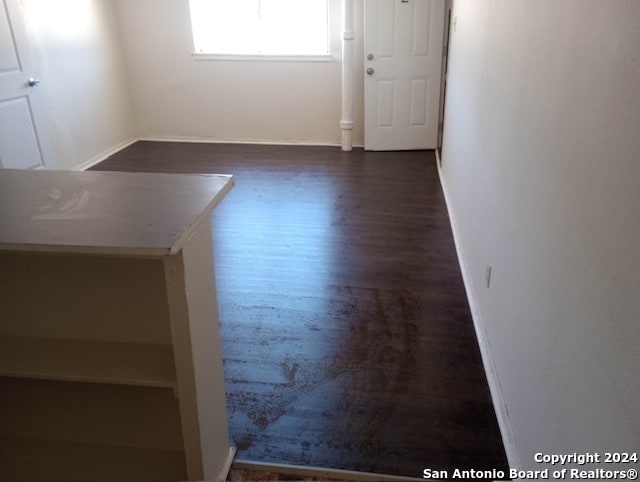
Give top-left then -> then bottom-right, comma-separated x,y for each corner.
364,0 -> 444,151
0,0 -> 51,169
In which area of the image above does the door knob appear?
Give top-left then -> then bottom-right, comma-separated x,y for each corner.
28,78 -> 40,87
367,67 -> 375,75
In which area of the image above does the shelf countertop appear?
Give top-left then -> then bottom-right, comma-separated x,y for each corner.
0,169 -> 233,256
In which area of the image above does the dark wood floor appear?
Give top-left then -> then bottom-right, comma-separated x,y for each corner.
93,142 -> 508,479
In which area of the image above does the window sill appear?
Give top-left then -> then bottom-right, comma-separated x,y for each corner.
192,53 -> 333,62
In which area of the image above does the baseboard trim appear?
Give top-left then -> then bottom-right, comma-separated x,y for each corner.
434,150 -> 520,471
76,137 -> 367,169
216,446 -> 237,482
74,138 -> 139,171
232,459 -> 423,481
138,135 -> 366,148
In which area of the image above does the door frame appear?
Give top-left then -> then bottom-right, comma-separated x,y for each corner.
437,0 -> 453,159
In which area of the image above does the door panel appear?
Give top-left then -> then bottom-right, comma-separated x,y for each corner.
412,0 -> 431,56
377,1 -> 395,57
364,0 -> 445,151
410,79 -> 428,126
0,2 -> 19,69
377,81 -> 394,127
0,0 -> 50,169
0,98 -> 43,169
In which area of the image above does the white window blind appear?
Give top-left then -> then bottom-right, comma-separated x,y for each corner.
189,0 -> 329,57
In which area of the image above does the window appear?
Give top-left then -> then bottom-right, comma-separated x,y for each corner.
188,0 -> 330,59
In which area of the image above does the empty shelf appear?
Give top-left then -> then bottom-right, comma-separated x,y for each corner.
0,336 -> 176,388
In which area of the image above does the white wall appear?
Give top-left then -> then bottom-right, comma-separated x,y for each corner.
441,0 -> 640,469
22,0 -> 136,170
115,0 -> 365,146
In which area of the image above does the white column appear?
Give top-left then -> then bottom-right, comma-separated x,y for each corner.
340,0 -> 355,151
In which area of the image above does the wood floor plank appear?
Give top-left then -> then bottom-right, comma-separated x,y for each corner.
93,142 -> 509,479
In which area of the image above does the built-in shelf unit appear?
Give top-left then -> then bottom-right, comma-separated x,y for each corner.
0,169 -> 235,481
